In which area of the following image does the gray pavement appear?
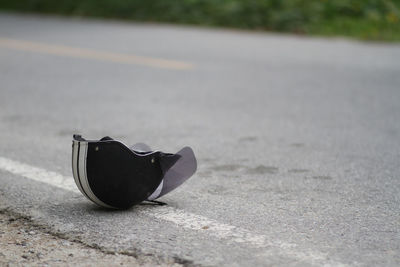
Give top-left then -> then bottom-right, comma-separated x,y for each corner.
0,13 -> 400,266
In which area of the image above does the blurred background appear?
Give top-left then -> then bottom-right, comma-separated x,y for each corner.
0,0 -> 399,41
0,1 -> 399,266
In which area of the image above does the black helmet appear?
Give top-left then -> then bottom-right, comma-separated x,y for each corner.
72,135 -> 197,209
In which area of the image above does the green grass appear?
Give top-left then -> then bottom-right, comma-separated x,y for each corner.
307,18 -> 400,41
0,0 -> 399,41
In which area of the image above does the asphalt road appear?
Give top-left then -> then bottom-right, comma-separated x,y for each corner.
0,13 -> 400,266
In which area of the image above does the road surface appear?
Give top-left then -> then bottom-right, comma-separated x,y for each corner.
0,13 -> 399,266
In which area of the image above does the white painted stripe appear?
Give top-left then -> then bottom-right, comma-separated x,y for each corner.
139,206 -> 333,264
77,142 -> 95,203
0,156 -> 78,192
72,142 -> 86,196
77,142 -> 113,208
0,156 -> 340,265
141,205 -> 267,246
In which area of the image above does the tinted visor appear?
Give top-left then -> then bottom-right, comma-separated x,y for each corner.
146,147 -> 197,200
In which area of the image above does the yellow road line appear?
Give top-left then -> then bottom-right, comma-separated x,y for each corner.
0,38 -> 193,70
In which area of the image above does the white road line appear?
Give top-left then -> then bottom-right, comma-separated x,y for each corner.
0,156 -> 340,265
0,156 -> 78,193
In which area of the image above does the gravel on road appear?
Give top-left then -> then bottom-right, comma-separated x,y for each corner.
0,210 -> 180,267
